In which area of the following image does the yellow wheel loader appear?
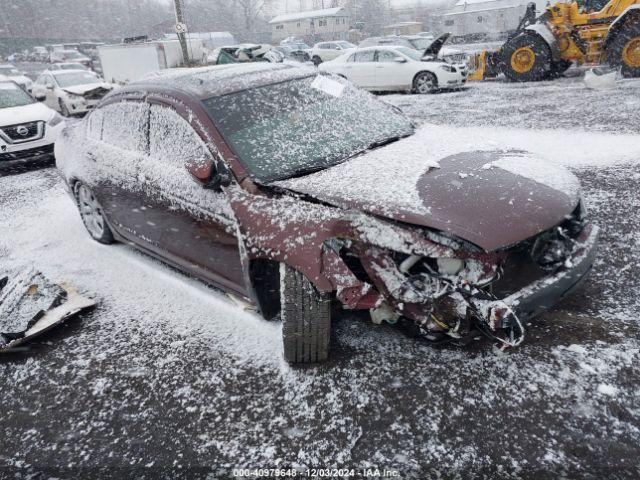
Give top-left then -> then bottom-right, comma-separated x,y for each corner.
470,0 -> 640,81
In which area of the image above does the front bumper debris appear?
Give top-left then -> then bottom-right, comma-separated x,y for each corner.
362,223 -> 599,348
0,270 -> 96,352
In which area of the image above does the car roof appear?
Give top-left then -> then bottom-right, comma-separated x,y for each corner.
48,69 -> 94,74
128,63 -> 316,99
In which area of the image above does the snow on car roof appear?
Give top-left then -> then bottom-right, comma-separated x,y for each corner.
130,63 -> 317,98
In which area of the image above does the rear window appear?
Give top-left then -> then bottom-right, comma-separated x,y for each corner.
0,83 -> 33,109
100,102 -> 149,153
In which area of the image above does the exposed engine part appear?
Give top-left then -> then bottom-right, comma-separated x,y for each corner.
458,285 -> 525,348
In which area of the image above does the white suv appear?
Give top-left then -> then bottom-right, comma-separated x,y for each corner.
0,80 -> 65,171
311,41 -> 357,66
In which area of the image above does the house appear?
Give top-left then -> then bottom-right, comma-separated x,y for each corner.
269,7 -> 350,44
441,0 -> 548,40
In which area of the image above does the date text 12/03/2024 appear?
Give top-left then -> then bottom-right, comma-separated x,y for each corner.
233,468 -> 401,478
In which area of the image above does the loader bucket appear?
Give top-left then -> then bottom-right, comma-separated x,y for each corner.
468,50 -> 503,81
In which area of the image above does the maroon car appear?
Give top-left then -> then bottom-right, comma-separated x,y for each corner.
55,63 -> 598,363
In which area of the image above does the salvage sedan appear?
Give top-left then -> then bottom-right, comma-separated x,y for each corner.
31,70 -> 114,117
319,46 -> 467,94
55,64 -> 598,363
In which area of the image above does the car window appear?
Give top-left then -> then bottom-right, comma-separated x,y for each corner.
149,104 -> 214,168
86,110 -> 104,141
377,51 -> 398,62
100,101 -> 149,153
353,50 -> 376,62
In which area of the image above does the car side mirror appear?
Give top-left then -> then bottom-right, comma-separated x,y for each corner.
45,84 -> 54,90
35,94 -> 46,102
394,57 -> 407,63
204,169 -> 232,191
335,46 -> 341,50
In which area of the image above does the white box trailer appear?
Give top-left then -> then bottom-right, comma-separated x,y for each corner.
98,39 -> 205,84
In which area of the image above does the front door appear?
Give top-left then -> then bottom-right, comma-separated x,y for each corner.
137,102 -> 246,295
374,50 -> 412,90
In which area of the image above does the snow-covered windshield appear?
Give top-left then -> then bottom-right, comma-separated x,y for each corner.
203,75 -> 414,183
59,63 -> 87,70
337,41 -> 356,49
54,71 -> 100,87
0,82 -> 33,108
0,66 -> 21,76
63,51 -> 84,60
287,43 -> 309,50
408,38 -> 433,50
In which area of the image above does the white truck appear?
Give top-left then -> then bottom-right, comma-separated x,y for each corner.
98,39 -> 205,84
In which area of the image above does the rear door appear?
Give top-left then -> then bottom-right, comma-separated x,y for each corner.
88,101 -> 150,241
137,102 -> 246,294
348,50 -> 377,88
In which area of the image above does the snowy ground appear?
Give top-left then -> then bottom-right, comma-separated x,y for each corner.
2,73 -> 640,479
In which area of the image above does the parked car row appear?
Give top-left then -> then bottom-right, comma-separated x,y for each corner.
0,64 -> 33,92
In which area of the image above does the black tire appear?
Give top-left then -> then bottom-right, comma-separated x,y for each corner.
280,264 -> 331,364
502,33 -> 552,82
59,99 -> 70,117
312,56 -> 323,67
73,182 -> 114,244
551,59 -> 572,76
607,22 -> 640,78
412,71 -> 438,94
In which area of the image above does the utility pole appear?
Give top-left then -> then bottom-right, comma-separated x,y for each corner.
173,0 -> 190,66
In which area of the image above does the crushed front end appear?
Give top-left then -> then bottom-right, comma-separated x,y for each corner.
324,204 -> 598,348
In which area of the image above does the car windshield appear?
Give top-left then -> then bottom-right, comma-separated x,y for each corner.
61,63 -> 86,70
394,47 -> 424,61
0,66 -> 21,76
55,71 -> 100,87
408,37 -> 433,50
64,51 -> 84,59
289,43 -> 309,50
337,41 -> 355,49
0,83 -> 34,108
203,76 -> 414,183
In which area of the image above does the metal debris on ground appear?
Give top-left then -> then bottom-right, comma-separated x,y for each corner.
0,269 -> 96,352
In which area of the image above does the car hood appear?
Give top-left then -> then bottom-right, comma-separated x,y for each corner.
62,83 -> 113,96
9,75 -> 32,85
272,133 -> 581,251
0,102 -> 55,126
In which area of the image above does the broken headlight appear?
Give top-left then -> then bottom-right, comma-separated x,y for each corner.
531,227 -> 574,271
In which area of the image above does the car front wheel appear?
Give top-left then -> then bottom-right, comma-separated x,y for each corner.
74,183 -> 114,244
280,264 -> 331,364
312,56 -> 323,66
413,71 -> 438,94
